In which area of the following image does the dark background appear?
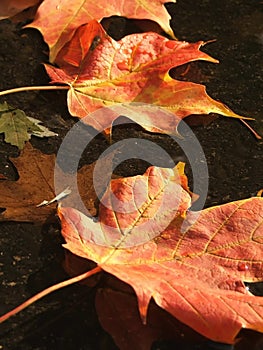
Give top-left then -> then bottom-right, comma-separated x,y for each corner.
0,0 -> 262,349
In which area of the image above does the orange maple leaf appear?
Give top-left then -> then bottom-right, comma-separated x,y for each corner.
58,163 -> 263,343
28,0 -> 176,62
45,21 -> 250,136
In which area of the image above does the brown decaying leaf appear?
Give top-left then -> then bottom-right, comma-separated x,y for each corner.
58,163 -> 263,343
0,143 -> 57,222
28,0 -> 176,62
0,142 -> 115,222
45,21 -> 250,136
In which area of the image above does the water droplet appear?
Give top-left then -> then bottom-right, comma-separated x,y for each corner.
238,262 -> 249,271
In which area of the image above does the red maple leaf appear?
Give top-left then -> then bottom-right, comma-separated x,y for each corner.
45,21 -> 249,136
28,0 -> 176,62
58,163 -> 263,344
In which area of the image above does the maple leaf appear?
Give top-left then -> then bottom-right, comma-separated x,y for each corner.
96,287 -> 205,350
28,0 -> 176,62
0,143 -> 57,222
45,21 -> 249,135
58,163 -> 263,343
0,102 -> 57,149
60,163 -> 192,248
0,143 -> 115,222
0,0 -> 40,19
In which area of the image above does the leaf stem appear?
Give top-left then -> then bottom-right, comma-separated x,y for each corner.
0,85 -> 69,96
0,265 -> 102,323
240,119 -> 262,139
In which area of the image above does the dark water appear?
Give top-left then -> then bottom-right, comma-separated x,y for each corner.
0,1 -> 262,349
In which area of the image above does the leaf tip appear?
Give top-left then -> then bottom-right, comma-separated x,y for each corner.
135,290 -> 152,325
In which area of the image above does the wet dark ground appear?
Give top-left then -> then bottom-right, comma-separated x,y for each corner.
0,0 -> 262,349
